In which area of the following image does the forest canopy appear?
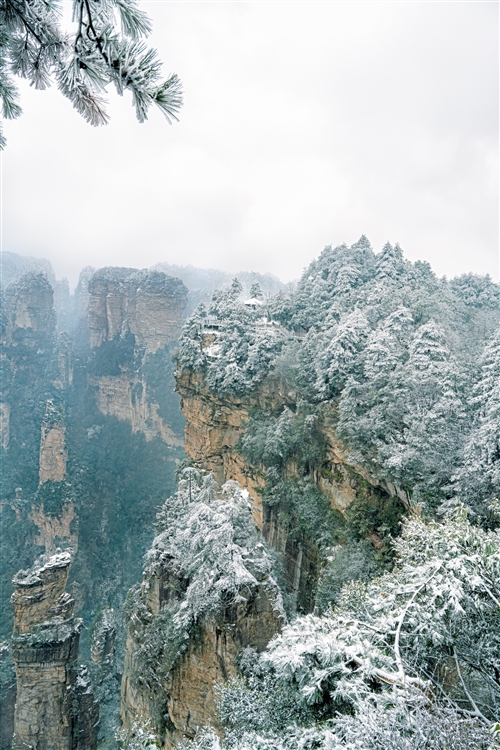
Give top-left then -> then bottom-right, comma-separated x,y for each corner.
177,237 -> 500,520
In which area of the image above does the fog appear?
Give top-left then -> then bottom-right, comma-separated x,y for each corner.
2,1 -> 498,287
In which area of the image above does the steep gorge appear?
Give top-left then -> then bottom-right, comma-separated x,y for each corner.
0,263 -> 189,749
3,243 -> 498,749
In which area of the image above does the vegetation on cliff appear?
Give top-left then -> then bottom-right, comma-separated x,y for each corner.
174,512 -> 500,749
0,264 -> 190,749
2,247 -> 499,748
177,279 -> 290,395
177,237 -> 500,520
123,469 -> 284,730
170,239 -> 500,748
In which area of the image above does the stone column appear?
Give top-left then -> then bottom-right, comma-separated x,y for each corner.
11,552 -> 98,750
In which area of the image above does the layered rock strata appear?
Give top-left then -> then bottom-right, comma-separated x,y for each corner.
88,268 -> 187,352
11,552 -> 98,750
176,367 -> 407,611
121,562 -> 283,749
89,373 -> 183,446
87,268 -> 187,445
3,273 -> 56,343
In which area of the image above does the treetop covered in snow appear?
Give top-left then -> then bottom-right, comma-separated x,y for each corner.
177,238 -> 500,517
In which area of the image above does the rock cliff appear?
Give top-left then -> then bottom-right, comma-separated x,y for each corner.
3,273 -> 56,344
89,373 -> 183,446
88,268 -> 187,353
176,366 -> 407,612
120,476 -> 284,749
29,503 -> 78,556
39,420 -> 67,484
86,268 -> 187,446
0,263 -> 188,747
11,551 -> 98,750
121,586 -> 282,749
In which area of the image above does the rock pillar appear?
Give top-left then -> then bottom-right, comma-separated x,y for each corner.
11,552 -> 98,750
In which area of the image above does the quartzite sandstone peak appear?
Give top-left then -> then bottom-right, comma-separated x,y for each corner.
87,267 -> 187,352
11,551 -> 98,750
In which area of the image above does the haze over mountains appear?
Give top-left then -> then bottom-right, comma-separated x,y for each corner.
0,243 -> 499,749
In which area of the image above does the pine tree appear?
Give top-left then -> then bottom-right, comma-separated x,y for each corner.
314,309 -> 369,399
249,282 -> 264,300
0,0 -> 182,147
455,328 -> 500,519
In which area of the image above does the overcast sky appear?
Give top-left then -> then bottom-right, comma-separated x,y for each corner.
2,1 -> 498,288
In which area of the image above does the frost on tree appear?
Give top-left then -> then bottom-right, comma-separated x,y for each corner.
173,513 -> 499,750
0,0 -> 183,146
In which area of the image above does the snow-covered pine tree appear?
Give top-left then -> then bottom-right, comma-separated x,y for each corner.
249,282 -> 264,300
0,0 -> 182,146
454,327 -> 500,521
314,309 -> 369,399
175,513 -> 499,750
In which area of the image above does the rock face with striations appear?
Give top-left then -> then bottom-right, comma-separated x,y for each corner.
176,365 -> 408,611
120,539 -> 283,749
3,273 -> 56,345
39,400 -> 68,485
11,551 -> 98,750
88,268 -> 187,353
176,367 -> 321,610
86,268 -> 187,446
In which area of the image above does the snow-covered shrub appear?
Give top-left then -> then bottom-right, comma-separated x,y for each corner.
264,512 -> 500,722
173,513 -> 500,749
315,540 -> 386,612
124,469 -> 285,709
331,700 -> 493,750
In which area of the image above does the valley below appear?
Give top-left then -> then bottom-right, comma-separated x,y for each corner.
0,242 -> 499,750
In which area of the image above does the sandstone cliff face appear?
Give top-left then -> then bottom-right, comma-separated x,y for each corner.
121,563 -> 282,749
11,552 -> 98,750
162,592 -> 281,750
39,422 -> 67,484
176,368 -> 276,526
177,368 -> 407,520
176,368 -> 322,611
3,273 -> 56,345
86,268 -> 187,446
176,366 -> 407,612
30,503 -> 78,555
88,268 -> 187,353
12,552 -> 73,635
89,374 -> 183,446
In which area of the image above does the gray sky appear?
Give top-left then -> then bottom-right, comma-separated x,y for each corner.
2,1 -> 499,288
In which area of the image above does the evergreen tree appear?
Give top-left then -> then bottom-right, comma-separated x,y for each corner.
249,282 -> 264,300
175,513 -> 499,750
314,309 -> 369,399
454,328 -> 500,520
0,0 -> 182,147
